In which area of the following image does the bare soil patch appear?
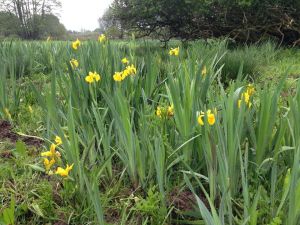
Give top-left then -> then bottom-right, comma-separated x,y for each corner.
0,120 -> 43,148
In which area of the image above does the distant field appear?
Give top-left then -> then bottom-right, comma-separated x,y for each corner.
1,39 -> 300,224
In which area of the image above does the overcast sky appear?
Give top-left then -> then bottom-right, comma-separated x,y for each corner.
60,0 -> 113,31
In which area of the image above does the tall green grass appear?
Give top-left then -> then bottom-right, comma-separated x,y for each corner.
1,39 -> 299,224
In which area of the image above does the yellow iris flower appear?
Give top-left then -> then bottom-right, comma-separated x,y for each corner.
55,164 -> 74,177
41,143 -> 60,158
122,69 -> 130,78
113,72 -> 124,82
156,106 -> 162,118
70,59 -> 79,69
167,104 -> 174,117
55,136 -> 62,146
247,84 -> 255,96
197,110 -> 216,126
72,39 -> 81,50
207,110 -> 216,125
197,111 -> 205,126
121,57 -> 129,64
156,104 -> 174,118
85,71 -> 101,84
125,64 -> 137,75
238,85 -> 255,108
169,47 -> 179,56
98,34 -> 106,43
113,65 -> 137,82
44,158 -> 55,171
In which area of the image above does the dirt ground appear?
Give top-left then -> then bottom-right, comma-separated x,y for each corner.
0,120 -> 43,147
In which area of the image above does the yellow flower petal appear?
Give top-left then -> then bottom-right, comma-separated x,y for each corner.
207,112 -> 215,125
121,57 -> 129,64
44,157 -> 55,171
70,59 -> 79,69
167,104 -> 174,117
169,47 -> 179,56
156,106 -> 162,118
55,136 -> 62,145
113,72 -> 123,82
55,163 -> 74,177
85,75 -> 94,83
72,39 -> 81,50
98,34 -> 106,43
197,114 -> 204,126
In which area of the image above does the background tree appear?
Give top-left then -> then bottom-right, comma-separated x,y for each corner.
0,11 -> 20,37
110,0 -> 300,45
98,7 -> 124,38
0,0 -> 64,39
39,14 -> 66,39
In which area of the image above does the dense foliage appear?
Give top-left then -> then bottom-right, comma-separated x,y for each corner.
1,39 -> 300,224
110,0 -> 300,45
0,0 -> 65,39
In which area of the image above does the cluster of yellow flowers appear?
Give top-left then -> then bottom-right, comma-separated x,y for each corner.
169,47 -> 179,56
85,71 -> 101,84
197,109 -> 217,126
156,104 -> 174,118
113,58 -> 137,82
41,136 -> 73,177
238,84 -> 255,108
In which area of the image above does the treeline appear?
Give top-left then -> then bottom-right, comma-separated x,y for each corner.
102,0 -> 300,45
0,0 -> 66,39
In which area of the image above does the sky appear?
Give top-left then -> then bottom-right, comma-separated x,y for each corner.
60,0 -> 113,31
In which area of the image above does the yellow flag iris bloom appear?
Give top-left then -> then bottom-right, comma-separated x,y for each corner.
113,72 -> 124,82
113,64 -> 137,82
41,143 -> 61,158
70,59 -> 79,69
197,111 -> 205,126
197,110 -> 216,126
169,47 -> 179,56
121,57 -> 129,64
247,84 -> 255,96
238,85 -> 255,108
55,136 -> 62,146
72,39 -> 81,50
167,104 -> 174,117
55,164 -> 74,177
207,110 -> 216,125
44,158 -> 55,171
85,71 -> 101,84
98,34 -> 106,43
156,106 -> 162,118
156,104 -> 174,118
125,64 -> 137,75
